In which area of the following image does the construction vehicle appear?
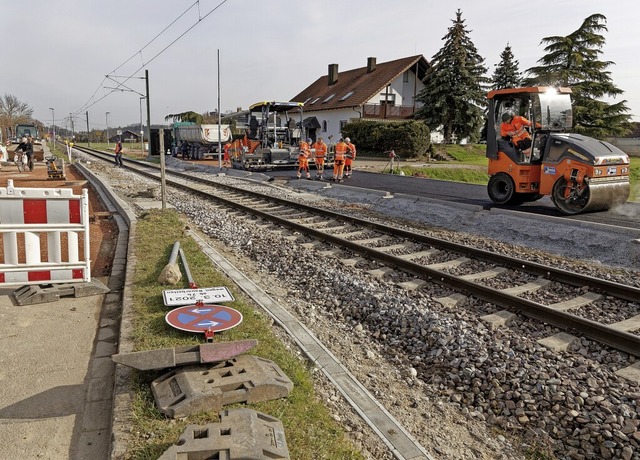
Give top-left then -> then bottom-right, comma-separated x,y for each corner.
7,124 -> 45,161
172,122 -> 232,160
486,87 -> 630,214
229,101 -> 308,170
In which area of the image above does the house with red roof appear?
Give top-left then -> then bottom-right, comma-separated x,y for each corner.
290,55 -> 430,144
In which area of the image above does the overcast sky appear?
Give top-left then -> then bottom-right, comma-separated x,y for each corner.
1,0 -> 637,132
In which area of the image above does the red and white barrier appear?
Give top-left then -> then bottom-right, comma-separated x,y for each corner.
0,179 -> 91,286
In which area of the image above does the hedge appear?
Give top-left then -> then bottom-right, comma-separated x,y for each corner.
340,120 -> 430,158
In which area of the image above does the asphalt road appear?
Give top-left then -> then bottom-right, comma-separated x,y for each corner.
265,168 -> 640,231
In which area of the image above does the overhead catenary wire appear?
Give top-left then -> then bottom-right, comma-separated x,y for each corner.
74,0 -> 229,119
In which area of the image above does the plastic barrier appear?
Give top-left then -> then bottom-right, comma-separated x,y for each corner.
0,179 -> 90,287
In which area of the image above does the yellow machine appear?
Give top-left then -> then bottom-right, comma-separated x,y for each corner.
486,87 -> 630,214
46,156 -> 66,180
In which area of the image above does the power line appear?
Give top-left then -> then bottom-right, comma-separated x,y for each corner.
74,0 -> 229,118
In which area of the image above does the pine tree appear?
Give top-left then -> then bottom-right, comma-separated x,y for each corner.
415,9 -> 489,144
525,13 -> 631,138
491,44 -> 521,90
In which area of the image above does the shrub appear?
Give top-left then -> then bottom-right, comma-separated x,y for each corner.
341,120 -> 430,158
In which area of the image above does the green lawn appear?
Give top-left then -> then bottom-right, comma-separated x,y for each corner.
125,210 -> 364,460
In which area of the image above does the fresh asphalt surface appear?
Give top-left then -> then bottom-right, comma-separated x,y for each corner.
265,168 -> 640,231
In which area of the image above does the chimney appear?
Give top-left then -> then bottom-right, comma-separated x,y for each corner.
328,64 -> 339,86
367,57 -> 376,73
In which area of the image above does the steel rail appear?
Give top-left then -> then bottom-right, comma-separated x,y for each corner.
77,147 -> 640,357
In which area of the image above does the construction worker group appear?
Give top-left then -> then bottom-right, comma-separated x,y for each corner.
297,136 -> 356,182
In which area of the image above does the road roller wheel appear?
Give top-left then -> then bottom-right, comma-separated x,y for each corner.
488,173 -> 517,205
551,177 -> 589,214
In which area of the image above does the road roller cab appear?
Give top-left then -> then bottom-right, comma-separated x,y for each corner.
486,87 -> 630,214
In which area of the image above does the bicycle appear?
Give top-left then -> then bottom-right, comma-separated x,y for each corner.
14,150 -> 28,172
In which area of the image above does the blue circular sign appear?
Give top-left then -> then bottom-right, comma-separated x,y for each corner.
165,304 -> 243,333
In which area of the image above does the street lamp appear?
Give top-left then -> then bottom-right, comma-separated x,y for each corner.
106,112 -> 110,149
49,107 -> 55,152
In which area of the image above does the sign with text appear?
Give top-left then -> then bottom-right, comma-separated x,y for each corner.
162,286 -> 234,307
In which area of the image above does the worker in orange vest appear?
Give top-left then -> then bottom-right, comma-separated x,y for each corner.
333,138 -> 348,182
344,137 -> 356,178
501,112 -> 534,160
312,137 -> 328,180
297,138 -> 312,179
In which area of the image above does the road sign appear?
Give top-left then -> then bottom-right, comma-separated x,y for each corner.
162,286 -> 234,307
165,304 -> 243,334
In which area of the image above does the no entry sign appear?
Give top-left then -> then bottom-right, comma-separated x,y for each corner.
165,304 -> 243,334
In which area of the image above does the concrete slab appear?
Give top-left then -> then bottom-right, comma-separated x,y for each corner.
158,408 -> 289,459
426,257 -> 470,270
397,279 -> 428,291
608,314 -> 640,333
152,355 -> 293,418
112,340 -> 258,371
397,249 -> 440,261
615,362 -> 640,384
547,292 -> 602,312
480,310 -> 518,330
460,267 -> 508,281
500,277 -> 550,295
435,293 -> 468,308
366,267 -> 394,279
537,332 -> 579,352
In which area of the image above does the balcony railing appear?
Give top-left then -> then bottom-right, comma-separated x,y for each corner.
362,104 -> 417,119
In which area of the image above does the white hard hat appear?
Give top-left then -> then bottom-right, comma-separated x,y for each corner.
345,137 -> 350,142
21,137 -> 27,142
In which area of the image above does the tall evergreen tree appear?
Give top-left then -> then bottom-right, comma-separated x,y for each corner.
525,13 -> 631,138
415,9 -> 489,143
491,43 -> 522,90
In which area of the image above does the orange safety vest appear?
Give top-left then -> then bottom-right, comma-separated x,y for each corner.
345,142 -> 356,163
312,141 -> 327,159
500,116 -> 532,144
334,141 -> 348,161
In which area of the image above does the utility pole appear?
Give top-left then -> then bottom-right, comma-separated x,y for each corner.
86,111 -> 90,147
159,128 -> 166,210
106,112 -> 110,148
145,69 -> 151,158
70,113 -> 75,140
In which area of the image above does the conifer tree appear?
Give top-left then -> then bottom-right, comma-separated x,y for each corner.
525,13 -> 631,138
491,44 -> 521,90
415,9 -> 489,143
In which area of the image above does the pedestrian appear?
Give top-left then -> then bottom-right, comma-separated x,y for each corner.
344,137 -> 356,178
500,112 -> 533,161
332,138 -> 348,182
180,141 -> 189,160
312,137 -> 328,180
25,136 -> 35,171
114,138 -> 124,167
297,138 -> 312,179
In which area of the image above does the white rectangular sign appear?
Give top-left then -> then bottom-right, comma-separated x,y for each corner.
162,286 -> 234,307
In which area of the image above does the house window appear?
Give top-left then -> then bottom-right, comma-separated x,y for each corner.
322,120 -> 327,132
403,70 -> 409,83
340,120 -> 347,131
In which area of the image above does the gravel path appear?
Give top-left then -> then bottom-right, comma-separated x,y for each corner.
88,159 -> 640,460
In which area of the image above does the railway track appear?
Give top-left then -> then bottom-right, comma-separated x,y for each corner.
76,146 -> 640,359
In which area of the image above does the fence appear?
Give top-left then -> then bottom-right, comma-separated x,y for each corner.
0,179 -> 91,287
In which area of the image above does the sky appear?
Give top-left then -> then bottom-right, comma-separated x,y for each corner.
1,0 -> 638,133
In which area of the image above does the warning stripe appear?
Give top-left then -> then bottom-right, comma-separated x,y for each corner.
21,199 -> 82,224
0,268 -> 84,284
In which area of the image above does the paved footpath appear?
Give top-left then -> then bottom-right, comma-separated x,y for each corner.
0,286 -> 115,459
0,146 -> 123,459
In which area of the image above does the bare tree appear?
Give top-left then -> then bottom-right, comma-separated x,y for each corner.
0,94 -> 34,138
